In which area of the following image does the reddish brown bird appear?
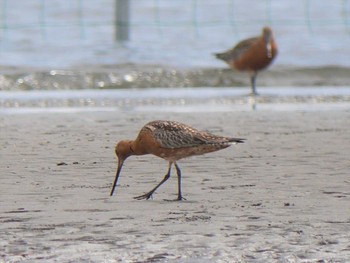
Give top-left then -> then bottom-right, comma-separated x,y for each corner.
110,120 -> 245,200
215,26 -> 278,95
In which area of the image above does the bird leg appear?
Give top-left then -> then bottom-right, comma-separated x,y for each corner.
174,162 -> 186,201
250,72 -> 258,96
134,162 -> 172,200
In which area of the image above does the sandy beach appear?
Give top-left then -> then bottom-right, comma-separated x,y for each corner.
1,110 -> 350,262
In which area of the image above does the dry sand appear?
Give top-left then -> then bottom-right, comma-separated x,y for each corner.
1,110 -> 350,262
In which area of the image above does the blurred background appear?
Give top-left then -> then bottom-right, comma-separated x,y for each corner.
0,0 -> 349,68
0,0 -> 349,108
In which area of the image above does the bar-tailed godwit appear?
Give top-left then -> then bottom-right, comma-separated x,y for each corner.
110,120 -> 245,200
215,26 -> 278,95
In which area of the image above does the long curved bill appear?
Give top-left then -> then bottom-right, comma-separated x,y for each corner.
110,159 -> 124,196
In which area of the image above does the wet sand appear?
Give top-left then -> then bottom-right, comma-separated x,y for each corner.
1,110 -> 350,262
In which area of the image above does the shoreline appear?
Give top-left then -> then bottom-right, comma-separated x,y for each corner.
1,86 -> 350,113
0,65 -> 350,91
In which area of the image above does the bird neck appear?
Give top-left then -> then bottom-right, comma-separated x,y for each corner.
129,140 -> 148,156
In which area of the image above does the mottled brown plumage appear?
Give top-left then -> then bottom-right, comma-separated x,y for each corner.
110,120 -> 245,200
215,26 -> 278,95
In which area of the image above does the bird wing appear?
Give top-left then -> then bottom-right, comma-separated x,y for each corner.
149,121 -> 207,148
146,121 -> 244,149
216,37 -> 257,62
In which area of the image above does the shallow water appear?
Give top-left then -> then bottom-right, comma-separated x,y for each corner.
0,0 -> 349,69
1,1 -> 350,115
1,87 -> 349,114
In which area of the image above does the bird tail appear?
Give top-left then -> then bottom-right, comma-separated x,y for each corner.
214,52 -> 230,62
229,138 -> 245,144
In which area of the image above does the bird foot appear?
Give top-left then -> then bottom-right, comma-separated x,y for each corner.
164,195 -> 186,201
177,195 -> 186,201
249,91 -> 259,96
134,192 -> 154,200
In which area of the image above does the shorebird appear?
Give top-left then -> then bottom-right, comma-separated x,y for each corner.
110,120 -> 245,200
215,26 -> 278,95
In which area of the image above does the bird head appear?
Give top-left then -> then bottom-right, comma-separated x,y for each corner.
110,140 -> 134,196
262,27 -> 273,58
